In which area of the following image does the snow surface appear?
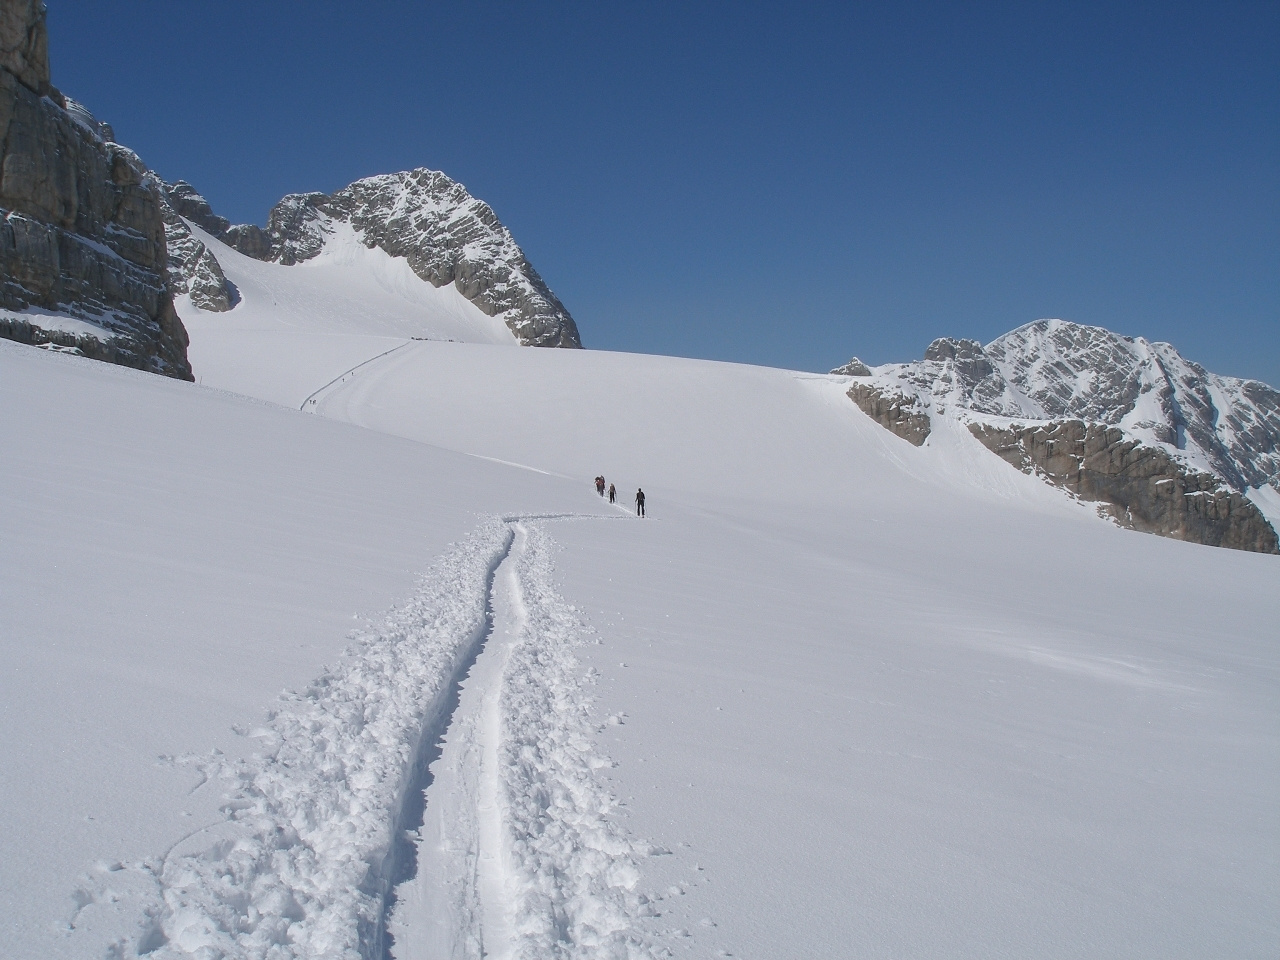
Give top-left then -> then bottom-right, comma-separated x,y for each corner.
3,290 -> 1278,959
179,221 -> 518,407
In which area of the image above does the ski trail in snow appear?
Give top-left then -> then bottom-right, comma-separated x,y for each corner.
389,526 -> 527,960
298,339 -> 413,411
475,532 -> 524,956
68,514 -> 657,960
388,520 -> 661,960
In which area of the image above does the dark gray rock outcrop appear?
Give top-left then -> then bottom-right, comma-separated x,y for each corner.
847,382 -> 931,446
969,420 -> 1278,554
0,0 -> 191,378
158,190 -> 235,312
0,0 -> 47,96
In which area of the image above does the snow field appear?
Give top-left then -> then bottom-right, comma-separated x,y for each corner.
179,220 -> 518,409
48,501 -> 658,959
6,296 -> 1278,960
0,342 -> 621,960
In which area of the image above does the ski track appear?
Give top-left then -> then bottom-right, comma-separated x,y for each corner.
69,515 -> 660,960
299,340 -> 413,412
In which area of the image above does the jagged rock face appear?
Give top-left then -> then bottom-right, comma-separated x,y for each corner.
970,421 -> 1278,554
165,180 -> 271,261
985,320 -> 1280,490
261,170 -> 581,347
0,0 -> 191,378
161,169 -> 580,348
166,179 -> 230,236
0,0 -> 47,96
158,190 -> 235,312
856,320 -> 1280,494
847,383 -> 931,446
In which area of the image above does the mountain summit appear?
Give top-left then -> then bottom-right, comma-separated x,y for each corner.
835,319 -> 1280,553
163,169 -> 581,348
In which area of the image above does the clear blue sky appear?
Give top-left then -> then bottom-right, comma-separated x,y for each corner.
51,1 -> 1278,383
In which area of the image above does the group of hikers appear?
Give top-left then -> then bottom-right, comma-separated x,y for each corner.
594,475 -> 645,517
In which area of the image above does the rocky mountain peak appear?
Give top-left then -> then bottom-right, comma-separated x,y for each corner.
162,167 -> 582,348
830,357 -> 871,377
836,319 -> 1280,553
264,168 -> 581,347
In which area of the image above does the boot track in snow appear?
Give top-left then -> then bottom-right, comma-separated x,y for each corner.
67,515 -> 657,960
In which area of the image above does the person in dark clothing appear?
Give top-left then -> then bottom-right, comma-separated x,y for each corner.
595,475 -> 606,496
608,483 -> 616,504
635,488 -> 645,517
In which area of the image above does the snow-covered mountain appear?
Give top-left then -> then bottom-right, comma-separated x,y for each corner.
162,169 -> 581,348
3,6 -> 1277,956
835,319 -> 1280,551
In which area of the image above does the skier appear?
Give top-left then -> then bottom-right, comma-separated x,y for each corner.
635,487 -> 646,517
608,483 -> 616,504
595,475 -> 606,496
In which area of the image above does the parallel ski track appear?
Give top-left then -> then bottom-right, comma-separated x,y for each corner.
68,512 -> 652,960
382,514 -> 657,960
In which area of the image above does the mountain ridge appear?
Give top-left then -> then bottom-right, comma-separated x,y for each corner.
834,319 -> 1280,552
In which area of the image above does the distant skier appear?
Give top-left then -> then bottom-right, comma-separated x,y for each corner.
595,475 -> 606,496
635,488 -> 645,517
608,483 -> 616,504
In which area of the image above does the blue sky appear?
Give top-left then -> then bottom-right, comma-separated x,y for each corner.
51,1 -> 1278,383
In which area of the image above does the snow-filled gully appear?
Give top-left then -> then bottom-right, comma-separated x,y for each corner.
70,516 -> 655,960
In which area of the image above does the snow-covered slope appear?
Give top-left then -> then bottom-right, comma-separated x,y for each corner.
0,340 -> 602,959
177,221 -> 516,407
5,321 -> 1275,959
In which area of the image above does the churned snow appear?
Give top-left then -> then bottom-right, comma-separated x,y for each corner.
2,289 -> 1277,959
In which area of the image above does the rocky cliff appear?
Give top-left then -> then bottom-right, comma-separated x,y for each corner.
0,0 -> 191,378
846,382 -> 930,446
969,420 -> 1278,553
162,169 -> 581,348
158,183 -> 236,312
833,320 -> 1280,553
